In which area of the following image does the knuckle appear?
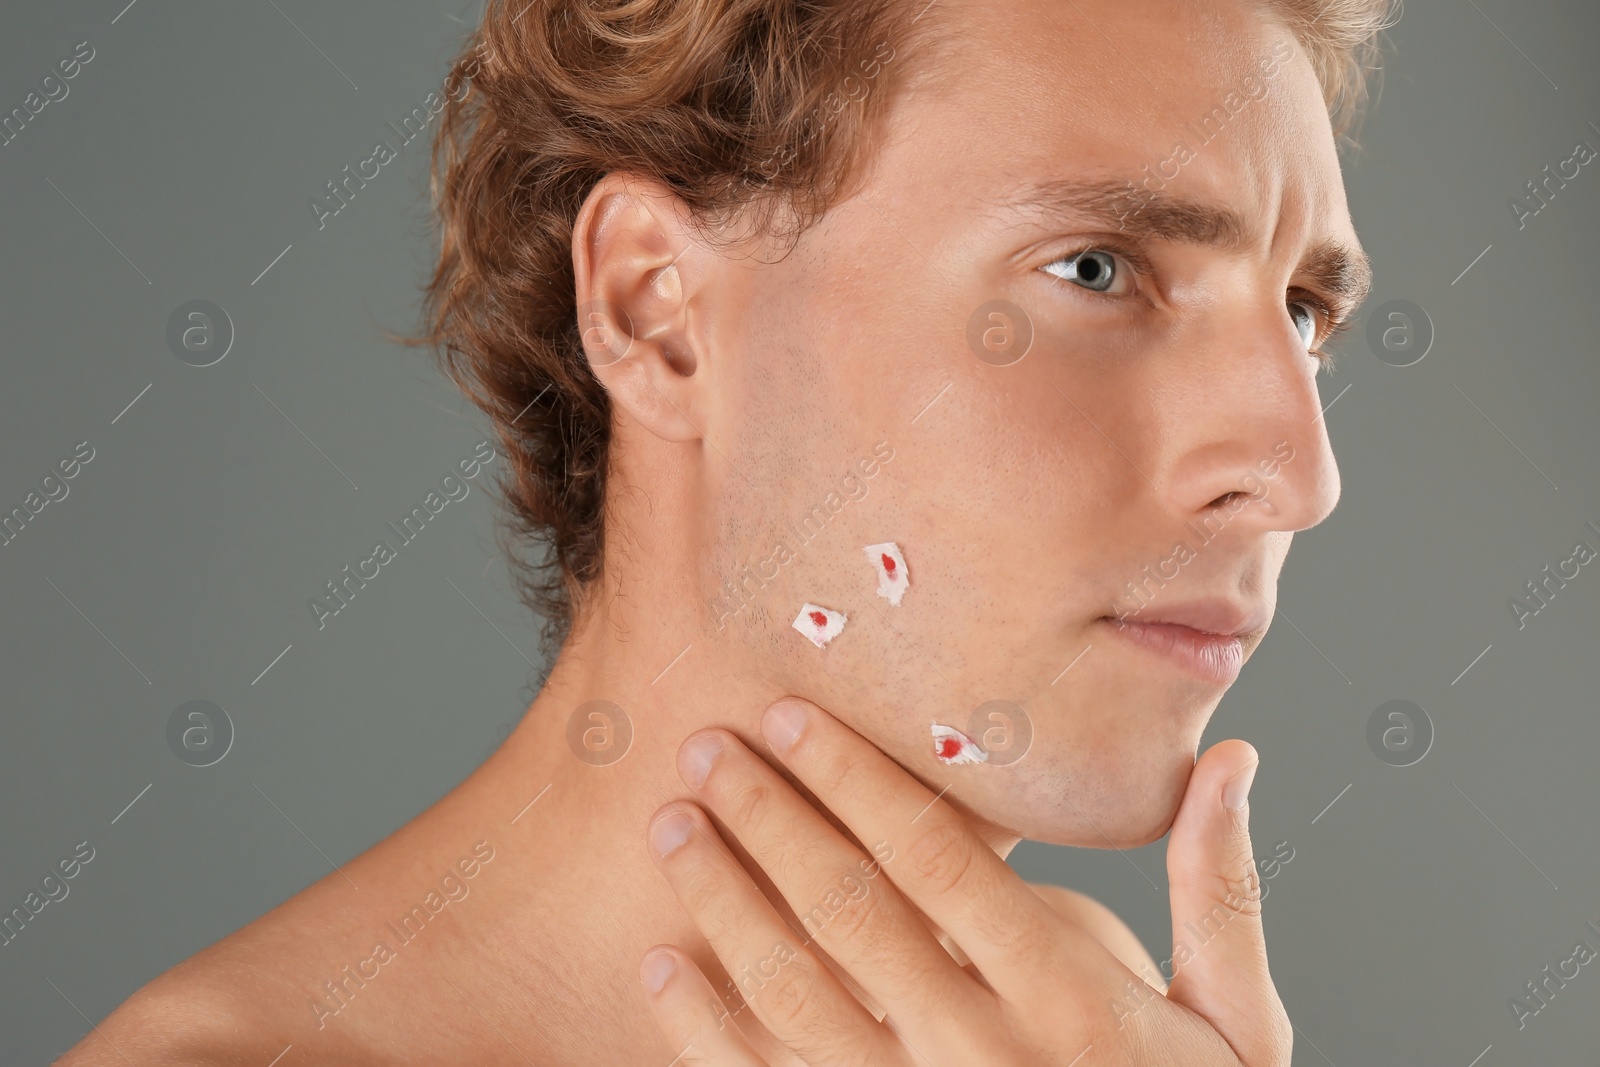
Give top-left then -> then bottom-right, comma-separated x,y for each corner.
676,862 -> 748,939
813,746 -> 874,799
757,962 -> 872,1067
728,779 -> 774,830
804,872 -> 888,950
995,914 -> 1063,972
752,954 -> 823,1030
967,910 -> 1067,998
822,885 -> 882,945
772,834 -> 832,894
1219,861 -> 1265,919
904,820 -> 976,896
1175,851 -> 1266,921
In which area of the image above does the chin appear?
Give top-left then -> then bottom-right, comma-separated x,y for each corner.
960,731 -> 1199,849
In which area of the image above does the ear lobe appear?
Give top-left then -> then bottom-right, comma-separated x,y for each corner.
572,175 -> 706,444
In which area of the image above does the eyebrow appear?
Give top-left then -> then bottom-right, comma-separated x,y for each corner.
990,177 -> 1374,310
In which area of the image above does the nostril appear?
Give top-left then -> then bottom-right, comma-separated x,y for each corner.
1209,484 -> 1272,512
1208,490 -> 1244,510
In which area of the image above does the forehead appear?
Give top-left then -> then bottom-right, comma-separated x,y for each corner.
880,0 -> 1357,252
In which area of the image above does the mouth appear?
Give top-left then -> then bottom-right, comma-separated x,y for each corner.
1096,600 -> 1271,685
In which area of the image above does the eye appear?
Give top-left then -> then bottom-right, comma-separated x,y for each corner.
1042,249 -> 1133,294
1287,299 -> 1319,348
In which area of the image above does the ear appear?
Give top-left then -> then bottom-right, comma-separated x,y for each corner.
571,173 -> 709,443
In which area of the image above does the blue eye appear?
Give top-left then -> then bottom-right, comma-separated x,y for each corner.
1287,300 -> 1318,348
1043,249 -> 1124,293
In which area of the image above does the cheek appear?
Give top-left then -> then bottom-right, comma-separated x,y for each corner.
881,393 -> 1112,605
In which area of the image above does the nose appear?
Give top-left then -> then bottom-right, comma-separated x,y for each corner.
1151,293 -> 1341,535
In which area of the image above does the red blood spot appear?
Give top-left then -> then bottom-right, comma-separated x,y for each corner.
881,553 -> 896,575
809,611 -> 828,628
938,737 -> 962,760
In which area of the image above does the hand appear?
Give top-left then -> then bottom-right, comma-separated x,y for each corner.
637,698 -> 1291,1065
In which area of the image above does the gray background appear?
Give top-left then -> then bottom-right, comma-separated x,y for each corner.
1,1 -> 1595,1064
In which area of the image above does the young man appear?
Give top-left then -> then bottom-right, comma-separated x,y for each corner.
57,0 -> 1390,1062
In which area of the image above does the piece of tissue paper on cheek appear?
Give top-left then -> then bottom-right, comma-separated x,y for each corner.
793,603 -> 847,648
931,723 -> 988,765
863,542 -> 908,606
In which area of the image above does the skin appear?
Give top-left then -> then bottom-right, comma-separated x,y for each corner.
639,701 -> 1282,1063
55,0 -> 1368,1063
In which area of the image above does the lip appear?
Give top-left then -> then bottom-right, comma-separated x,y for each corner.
1120,598 -> 1272,638
1098,600 -> 1271,685
1101,618 -> 1245,684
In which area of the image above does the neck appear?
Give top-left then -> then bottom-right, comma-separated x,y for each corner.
481,508 -> 1020,1062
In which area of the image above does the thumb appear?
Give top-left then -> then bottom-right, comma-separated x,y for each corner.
1163,739 -> 1291,1066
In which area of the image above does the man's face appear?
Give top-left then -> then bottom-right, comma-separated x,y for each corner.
699,0 -> 1366,847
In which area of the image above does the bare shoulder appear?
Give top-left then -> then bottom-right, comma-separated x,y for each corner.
52,764 -> 518,1066
52,919 -> 416,1067
1028,882 -> 1168,992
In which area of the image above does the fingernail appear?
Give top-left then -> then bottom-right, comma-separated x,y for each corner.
1222,760 -> 1258,812
762,700 -> 807,755
650,809 -> 694,858
679,733 -> 725,790
641,949 -> 676,993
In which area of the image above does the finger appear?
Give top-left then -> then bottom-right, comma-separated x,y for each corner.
639,945 -> 770,1066
647,801 -> 906,1066
759,698 -> 1122,1010
676,728 -> 996,1053
1164,740 -> 1292,1066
